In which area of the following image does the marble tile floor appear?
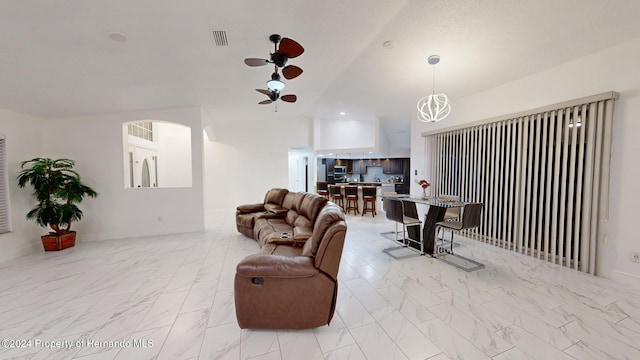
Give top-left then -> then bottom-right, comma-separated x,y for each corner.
1,209 -> 640,359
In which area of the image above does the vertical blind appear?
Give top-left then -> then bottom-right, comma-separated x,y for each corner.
0,135 -> 10,234
423,92 -> 617,274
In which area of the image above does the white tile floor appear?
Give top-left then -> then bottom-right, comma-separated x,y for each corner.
1,209 -> 640,359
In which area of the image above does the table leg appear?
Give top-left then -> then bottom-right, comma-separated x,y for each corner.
423,206 -> 447,256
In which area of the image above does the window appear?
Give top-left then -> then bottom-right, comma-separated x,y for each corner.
424,92 -> 617,274
127,122 -> 154,141
0,135 -> 10,234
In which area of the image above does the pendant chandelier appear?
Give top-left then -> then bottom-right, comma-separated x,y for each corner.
417,55 -> 451,122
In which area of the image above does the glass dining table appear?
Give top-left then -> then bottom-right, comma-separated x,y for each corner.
382,194 -> 467,256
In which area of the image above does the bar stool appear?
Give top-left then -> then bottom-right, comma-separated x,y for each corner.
361,186 -> 377,217
344,185 -> 359,215
329,184 -> 344,210
316,181 -> 329,199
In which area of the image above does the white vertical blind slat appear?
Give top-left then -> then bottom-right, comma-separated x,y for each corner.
522,116 -> 537,254
565,106 -> 580,268
573,104 -> 588,270
0,137 -> 10,234
580,103 -> 597,273
550,109 -> 564,264
532,113 -> 543,258
496,121 -> 505,246
558,108 -> 571,265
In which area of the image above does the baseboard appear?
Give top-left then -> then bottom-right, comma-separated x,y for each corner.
79,224 -> 205,242
0,240 -> 41,265
610,269 -> 640,289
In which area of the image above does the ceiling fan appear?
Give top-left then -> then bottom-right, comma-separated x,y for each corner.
255,88 -> 297,105
244,34 -> 304,80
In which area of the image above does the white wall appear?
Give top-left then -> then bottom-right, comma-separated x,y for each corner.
0,108 -> 47,262
155,122 -> 192,188
315,117 -> 378,152
412,36 -> 640,284
204,116 -> 312,209
43,106 -> 205,241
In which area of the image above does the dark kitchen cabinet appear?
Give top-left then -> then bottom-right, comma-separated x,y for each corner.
383,159 -> 405,174
326,158 -> 335,173
381,158 -> 407,174
382,159 -> 392,174
352,159 -> 366,174
335,159 -> 354,173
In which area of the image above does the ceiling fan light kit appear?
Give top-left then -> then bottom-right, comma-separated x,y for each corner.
266,72 -> 285,92
244,34 -> 305,106
417,55 -> 451,122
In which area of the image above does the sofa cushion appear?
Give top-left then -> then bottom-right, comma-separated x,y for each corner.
302,202 -> 345,257
264,188 -> 288,206
281,192 -> 299,210
289,192 -> 306,213
299,193 -> 328,223
255,218 -> 293,246
286,210 -> 299,226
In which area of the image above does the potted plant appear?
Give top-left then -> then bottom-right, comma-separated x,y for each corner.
17,158 -> 98,251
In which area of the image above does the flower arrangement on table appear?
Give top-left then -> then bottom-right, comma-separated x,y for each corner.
416,179 -> 430,198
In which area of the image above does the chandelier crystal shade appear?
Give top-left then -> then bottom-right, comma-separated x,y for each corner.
417,55 -> 451,123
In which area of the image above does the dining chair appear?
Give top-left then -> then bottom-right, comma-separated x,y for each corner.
438,194 -> 460,221
435,203 -> 483,255
383,198 -> 422,254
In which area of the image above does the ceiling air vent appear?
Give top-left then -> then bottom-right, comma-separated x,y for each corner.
210,30 -> 229,46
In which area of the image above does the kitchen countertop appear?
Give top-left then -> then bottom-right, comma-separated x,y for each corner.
346,181 -> 404,184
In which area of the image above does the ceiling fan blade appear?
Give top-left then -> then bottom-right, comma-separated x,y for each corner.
282,65 -> 303,80
258,99 -> 273,105
279,38 -> 304,58
280,94 -> 297,103
244,58 -> 270,66
255,89 -> 272,96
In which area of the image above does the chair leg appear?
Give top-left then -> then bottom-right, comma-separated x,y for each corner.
449,230 -> 454,254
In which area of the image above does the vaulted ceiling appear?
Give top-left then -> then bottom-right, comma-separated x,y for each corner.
2,1 -> 640,150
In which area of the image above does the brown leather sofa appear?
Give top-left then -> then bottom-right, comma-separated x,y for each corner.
234,188 -> 347,329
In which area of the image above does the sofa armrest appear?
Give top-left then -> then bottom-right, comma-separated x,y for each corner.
256,208 -> 288,219
293,225 -> 312,241
236,254 -> 319,278
237,203 -> 266,214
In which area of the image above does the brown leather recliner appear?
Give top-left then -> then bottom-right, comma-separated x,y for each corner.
234,189 -> 347,329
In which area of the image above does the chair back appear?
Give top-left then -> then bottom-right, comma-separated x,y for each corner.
461,203 -> 483,229
439,194 -> 460,220
329,185 -> 341,196
362,186 -> 377,197
384,198 -> 404,224
344,186 -> 358,197
317,181 -> 328,192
